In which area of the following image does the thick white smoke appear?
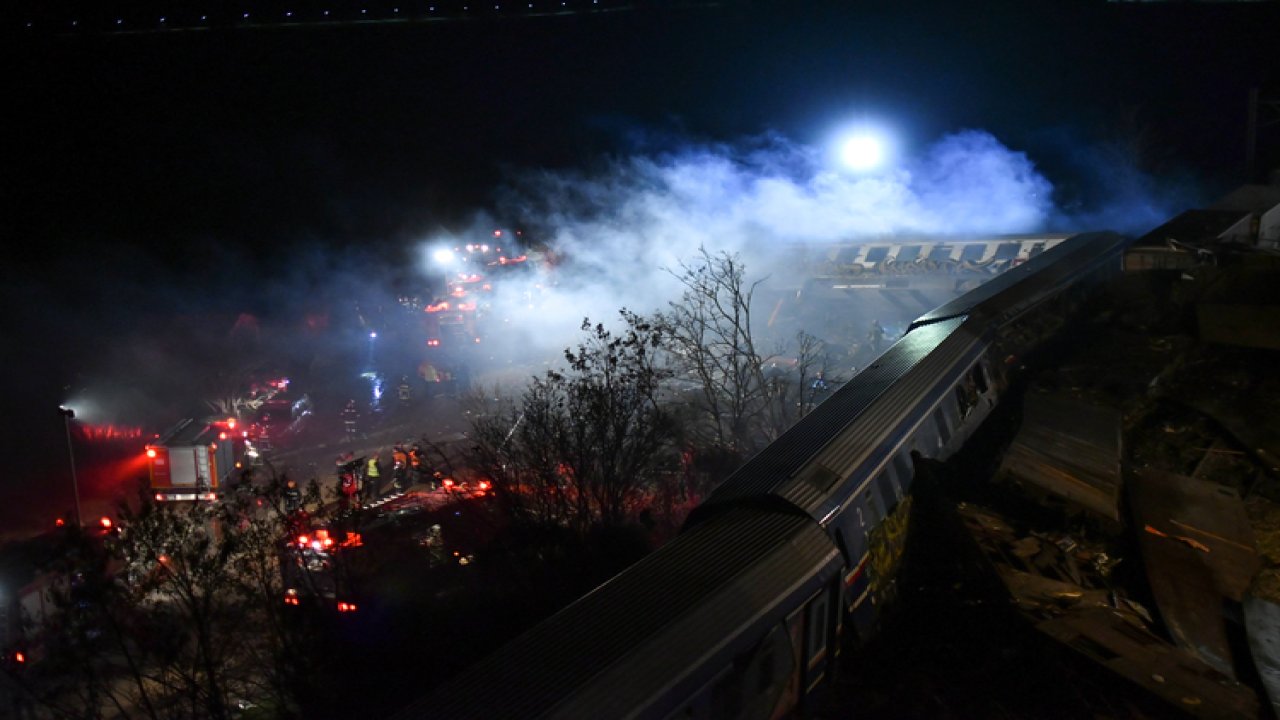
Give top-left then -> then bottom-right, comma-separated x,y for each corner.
468,129 -> 1055,357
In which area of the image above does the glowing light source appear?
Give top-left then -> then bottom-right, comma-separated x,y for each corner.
838,133 -> 887,172
432,247 -> 456,266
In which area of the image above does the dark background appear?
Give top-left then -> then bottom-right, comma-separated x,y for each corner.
3,0 -> 1279,538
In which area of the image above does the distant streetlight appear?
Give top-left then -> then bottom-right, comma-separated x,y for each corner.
58,406 -> 83,527
431,247 -> 457,267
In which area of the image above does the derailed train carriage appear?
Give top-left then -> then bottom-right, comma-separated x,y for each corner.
394,232 -> 1132,720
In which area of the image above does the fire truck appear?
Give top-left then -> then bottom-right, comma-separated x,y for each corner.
423,298 -> 480,348
145,418 -> 247,502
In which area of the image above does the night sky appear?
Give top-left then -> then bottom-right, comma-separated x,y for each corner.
3,0 -> 1278,538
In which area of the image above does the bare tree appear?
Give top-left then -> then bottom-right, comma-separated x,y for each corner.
9,475 -> 340,720
655,249 -> 850,477
467,312 -> 680,534
655,248 -> 772,452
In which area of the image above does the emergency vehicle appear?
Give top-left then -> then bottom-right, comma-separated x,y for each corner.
423,298 -> 480,348
145,418 -> 247,502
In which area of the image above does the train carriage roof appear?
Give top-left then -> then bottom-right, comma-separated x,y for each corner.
689,316 -> 973,524
909,231 -> 1128,331
395,507 -> 840,720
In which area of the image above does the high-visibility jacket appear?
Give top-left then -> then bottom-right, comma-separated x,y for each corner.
366,457 -> 381,478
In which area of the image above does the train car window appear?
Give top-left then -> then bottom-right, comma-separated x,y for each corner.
895,245 -> 922,262
955,383 -> 977,418
892,452 -> 912,494
928,245 -> 952,262
875,472 -> 898,512
933,406 -> 951,446
866,489 -> 884,526
1028,242 -> 1046,258
808,592 -> 829,664
995,242 -> 1021,260
972,363 -> 989,394
960,244 -> 986,263
710,667 -> 743,718
758,648 -> 775,693
864,246 -> 890,263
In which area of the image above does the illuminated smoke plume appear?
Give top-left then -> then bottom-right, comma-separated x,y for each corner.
466,129 -> 1054,357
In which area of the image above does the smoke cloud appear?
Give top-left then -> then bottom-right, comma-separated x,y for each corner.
453,129 -> 1055,358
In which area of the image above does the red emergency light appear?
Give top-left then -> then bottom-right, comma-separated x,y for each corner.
146,448 -> 157,458
337,602 -> 358,613
99,517 -> 112,529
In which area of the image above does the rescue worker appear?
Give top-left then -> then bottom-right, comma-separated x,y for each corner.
283,478 -> 302,513
392,444 -> 409,491
408,444 -> 426,488
811,370 -> 829,392
337,456 -> 360,513
364,454 -> 382,503
341,400 -> 360,440
868,319 -> 886,353
397,376 -> 412,407
419,362 -> 440,399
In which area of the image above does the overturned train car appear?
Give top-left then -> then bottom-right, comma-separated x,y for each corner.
394,231 -> 1131,720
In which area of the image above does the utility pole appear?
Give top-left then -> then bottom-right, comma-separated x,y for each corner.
58,407 -> 82,527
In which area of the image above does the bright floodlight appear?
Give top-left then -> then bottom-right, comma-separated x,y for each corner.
431,247 -> 456,266
838,133 -> 886,172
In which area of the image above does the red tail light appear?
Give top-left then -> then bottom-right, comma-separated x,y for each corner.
478,480 -> 491,490
442,478 -> 454,489
146,448 -> 157,458
99,517 -> 112,529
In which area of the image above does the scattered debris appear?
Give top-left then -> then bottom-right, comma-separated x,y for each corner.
995,392 -> 1124,526
956,501 -> 1260,719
